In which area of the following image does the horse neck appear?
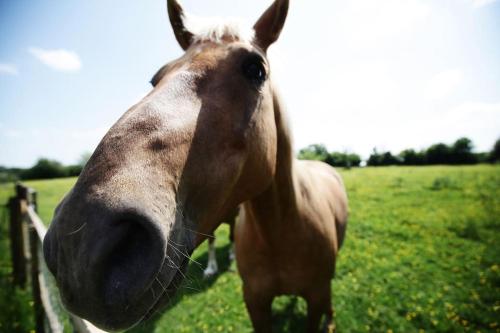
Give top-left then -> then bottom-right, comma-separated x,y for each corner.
244,88 -> 298,235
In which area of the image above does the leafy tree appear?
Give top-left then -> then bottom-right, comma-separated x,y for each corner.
326,152 -> 361,168
399,149 -> 425,165
450,137 -> 476,164
298,144 -> 329,162
490,138 -> 500,162
476,152 -> 490,163
367,149 -> 383,166
382,152 -> 401,165
425,143 -> 451,165
346,153 -> 362,167
0,166 -> 23,183
297,144 -> 360,168
367,149 -> 400,166
21,158 -> 67,180
65,165 -> 83,177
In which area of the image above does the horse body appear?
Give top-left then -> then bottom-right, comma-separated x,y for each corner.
236,104 -> 348,332
42,0 -> 348,331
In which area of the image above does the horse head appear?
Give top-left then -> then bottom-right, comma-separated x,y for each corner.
43,0 -> 289,330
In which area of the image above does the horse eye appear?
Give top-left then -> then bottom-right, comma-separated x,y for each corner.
242,56 -> 266,85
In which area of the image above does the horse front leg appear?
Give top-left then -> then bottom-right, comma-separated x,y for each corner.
243,284 -> 273,333
228,219 -> 236,262
203,235 -> 218,278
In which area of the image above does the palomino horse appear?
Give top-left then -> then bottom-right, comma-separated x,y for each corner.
43,0 -> 348,332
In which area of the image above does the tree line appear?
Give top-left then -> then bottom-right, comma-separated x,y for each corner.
298,137 -> 500,167
298,144 -> 362,167
0,153 -> 91,183
1,137 -> 498,182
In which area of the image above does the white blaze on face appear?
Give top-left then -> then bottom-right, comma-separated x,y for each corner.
143,70 -> 202,132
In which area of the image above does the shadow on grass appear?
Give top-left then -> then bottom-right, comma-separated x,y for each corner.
272,297 -> 307,333
128,243 -> 310,333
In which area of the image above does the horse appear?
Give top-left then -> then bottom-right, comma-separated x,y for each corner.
203,207 -> 238,278
42,0 -> 348,332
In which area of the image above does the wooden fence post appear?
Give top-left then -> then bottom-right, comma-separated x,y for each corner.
31,190 -> 38,213
15,184 -> 30,261
8,184 -> 28,287
30,226 -> 45,332
28,188 -> 45,333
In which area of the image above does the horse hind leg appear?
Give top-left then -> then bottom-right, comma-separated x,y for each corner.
323,307 -> 336,333
203,236 -> 218,278
306,286 -> 334,333
228,242 -> 236,262
243,284 -> 273,333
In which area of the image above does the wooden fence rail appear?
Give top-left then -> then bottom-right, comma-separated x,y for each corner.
8,183 -> 106,333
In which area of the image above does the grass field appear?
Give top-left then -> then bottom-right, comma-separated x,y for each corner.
0,165 -> 499,332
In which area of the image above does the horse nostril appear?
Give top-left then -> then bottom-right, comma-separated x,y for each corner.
101,218 -> 165,306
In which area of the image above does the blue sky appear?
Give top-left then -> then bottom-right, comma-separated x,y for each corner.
1,0 -> 499,167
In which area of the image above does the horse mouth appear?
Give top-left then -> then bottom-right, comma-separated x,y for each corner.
140,255 -> 190,324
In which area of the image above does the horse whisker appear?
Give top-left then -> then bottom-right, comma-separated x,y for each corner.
166,256 -> 187,281
182,285 -> 201,292
150,286 -> 156,300
168,241 -> 202,267
182,226 -> 215,239
155,277 -> 167,293
66,222 -> 87,236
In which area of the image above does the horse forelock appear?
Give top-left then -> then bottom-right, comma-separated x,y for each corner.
184,15 -> 255,44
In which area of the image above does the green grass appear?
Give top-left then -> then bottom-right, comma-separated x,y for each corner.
0,165 -> 499,332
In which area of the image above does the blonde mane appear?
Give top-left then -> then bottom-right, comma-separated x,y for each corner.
184,15 -> 255,44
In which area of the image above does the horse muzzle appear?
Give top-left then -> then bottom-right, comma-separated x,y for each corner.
43,197 -> 186,331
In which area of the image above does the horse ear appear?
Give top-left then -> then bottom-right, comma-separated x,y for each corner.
167,0 -> 194,50
253,0 -> 289,51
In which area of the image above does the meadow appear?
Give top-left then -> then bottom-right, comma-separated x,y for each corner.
0,165 -> 499,332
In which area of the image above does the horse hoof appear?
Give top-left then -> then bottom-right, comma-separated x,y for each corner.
325,323 -> 336,333
203,267 -> 217,279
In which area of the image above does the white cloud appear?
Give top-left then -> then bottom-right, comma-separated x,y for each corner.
337,0 -> 431,47
426,69 -> 464,100
29,47 -> 82,73
470,0 -> 499,8
434,102 -> 500,151
0,63 -> 18,75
